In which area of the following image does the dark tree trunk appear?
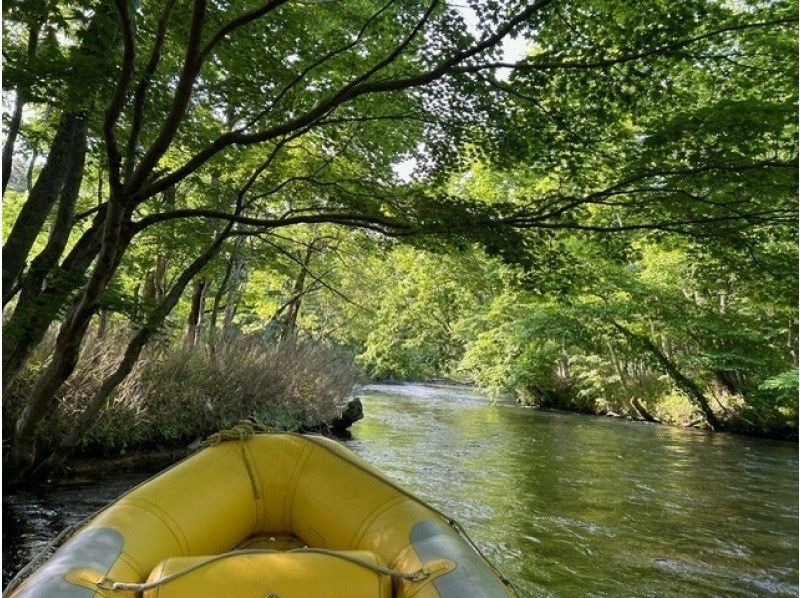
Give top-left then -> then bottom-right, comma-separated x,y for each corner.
629,396 -> 658,423
714,370 -> 742,397
6,195 -> 132,475
184,277 -> 208,348
2,112 -> 89,304
2,209 -> 103,391
612,321 -> 721,431
32,235 -> 229,478
2,2 -> 118,303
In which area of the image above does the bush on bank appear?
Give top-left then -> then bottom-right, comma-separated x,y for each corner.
4,329 -> 361,456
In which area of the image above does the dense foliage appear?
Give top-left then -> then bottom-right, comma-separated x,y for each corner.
2,0 -> 797,479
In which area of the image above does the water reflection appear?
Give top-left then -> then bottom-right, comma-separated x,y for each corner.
347,384 -> 799,597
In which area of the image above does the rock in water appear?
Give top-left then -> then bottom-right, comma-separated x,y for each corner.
331,397 -> 364,432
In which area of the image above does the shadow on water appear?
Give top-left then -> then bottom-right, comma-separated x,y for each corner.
3,472 -> 155,585
3,383 -> 798,596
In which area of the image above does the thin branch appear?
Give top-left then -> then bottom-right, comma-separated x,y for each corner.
137,0 -> 556,199
124,0 -> 178,179
262,238 -> 371,311
453,17 -> 795,74
198,0 -> 289,61
511,210 -> 795,233
243,0 -> 397,128
104,0 -> 137,194
74,204 -> 106,222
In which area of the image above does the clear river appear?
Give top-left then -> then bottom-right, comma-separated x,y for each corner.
4,383 -> 798,596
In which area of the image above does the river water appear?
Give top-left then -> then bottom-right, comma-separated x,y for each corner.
4,383 -> 798,596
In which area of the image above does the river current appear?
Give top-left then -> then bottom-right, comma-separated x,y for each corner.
4,383 -> 798,596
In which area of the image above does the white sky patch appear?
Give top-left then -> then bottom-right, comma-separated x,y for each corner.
393,156 -> 418,182
456,2 -> 530,79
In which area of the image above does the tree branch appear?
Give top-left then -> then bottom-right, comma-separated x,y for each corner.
133,208 -> 413,236
104,0 -> 137,194
137,0 -> 555,199
124,0 -> 178,179
125,0 -> 208,195
198,0 -> 289,61
453,17 -> 795,75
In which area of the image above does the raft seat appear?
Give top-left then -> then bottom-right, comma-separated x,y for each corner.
143,550 -> 392,598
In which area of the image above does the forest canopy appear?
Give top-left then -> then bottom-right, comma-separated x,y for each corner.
2,0 -> 797,481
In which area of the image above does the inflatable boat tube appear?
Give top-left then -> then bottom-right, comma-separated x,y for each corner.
9,433 -> 511,597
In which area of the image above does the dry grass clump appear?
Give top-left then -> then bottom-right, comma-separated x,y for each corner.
4,329 -> 361,455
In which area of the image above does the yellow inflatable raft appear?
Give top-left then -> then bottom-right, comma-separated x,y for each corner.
9,433 -> 512,597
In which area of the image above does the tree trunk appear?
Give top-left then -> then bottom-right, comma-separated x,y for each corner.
612,321 -> 721,431
6,196 -> 132,475
31,235 -> 229,479
141,270 -> 158,305
152,186 -> 176,303
2,112 -> 89,304
2,3 -> 118,303
222,246 -> 245,341
2,207 -> 103,391
208,246 -> 237,352
713,369 -> 741,397
606,339 -> 659,422
3,91 -> 26,195
25,147 -> 39,192
280,243 -> 314,339
2,19 -> 42,195
184,277 -> 208,348
629,396 -> 658,423
96,310 -> 110,339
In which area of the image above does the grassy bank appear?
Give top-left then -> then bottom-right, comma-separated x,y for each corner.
4,330 -> 361,457
502,368 -> 798,440
367,371 -> 798,440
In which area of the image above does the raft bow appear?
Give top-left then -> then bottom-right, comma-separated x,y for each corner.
6,432 -> 513,597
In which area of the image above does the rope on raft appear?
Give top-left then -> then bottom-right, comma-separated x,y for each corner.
96,547 -> 431,593
298,432 -> 520,595
200,421 -> 517,593
193,419 -> 260,449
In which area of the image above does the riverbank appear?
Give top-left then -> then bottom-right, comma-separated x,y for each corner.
371,379 -> 798,441
7,397 -> 363,488
4,332 -> 362,471
524,399 -> 798,441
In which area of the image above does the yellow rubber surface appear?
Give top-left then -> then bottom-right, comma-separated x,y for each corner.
12,434 -> 511,598
142,551 -> 391,598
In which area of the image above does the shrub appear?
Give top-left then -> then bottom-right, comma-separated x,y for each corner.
5,329 -> 362,456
